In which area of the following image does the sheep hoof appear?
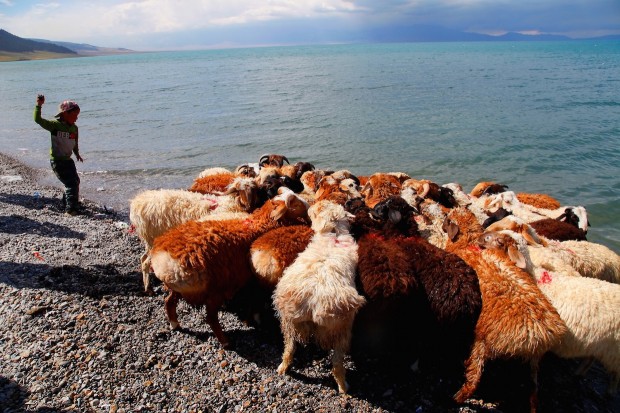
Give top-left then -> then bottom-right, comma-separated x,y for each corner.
169,321 -> 180,330
276,363 -> 288,375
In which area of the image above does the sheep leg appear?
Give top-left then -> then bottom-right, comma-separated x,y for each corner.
164,290 -> 181,330
277,331 -> 296,375
205,301 -> 230,350
454,339 -> 486,404
528,359 -> 540,413
331,349 -> 349,394
140,251 -> 154,295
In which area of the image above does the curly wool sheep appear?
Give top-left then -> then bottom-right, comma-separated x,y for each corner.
150,188 -> 310,349
273,200 -> 365,394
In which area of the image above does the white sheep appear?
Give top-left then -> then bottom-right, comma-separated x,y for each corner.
487,216 -> 620,284
273,200 -> 365,394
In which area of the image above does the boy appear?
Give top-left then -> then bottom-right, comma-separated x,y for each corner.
34,95 -> 84,215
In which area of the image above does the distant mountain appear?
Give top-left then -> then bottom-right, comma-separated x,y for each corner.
494,32 -> 572,41
355,25 -> 574,43
30,38 -> 134,55
0,29 -> 76,54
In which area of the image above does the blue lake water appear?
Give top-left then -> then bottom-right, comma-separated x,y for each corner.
1,41 -> 619,251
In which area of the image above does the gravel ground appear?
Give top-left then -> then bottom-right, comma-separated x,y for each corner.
1,152 -> 618,413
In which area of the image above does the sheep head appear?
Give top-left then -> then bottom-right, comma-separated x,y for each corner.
486,217 -> 548,247
259,154 -> 290,168
235,164 -> 258,178
372,195 -> 419,236
269,188 -> 310,224
470,181 -> 508,197
477,231 -> 527,269
443,207 -> 484,247
308,200 -> 355,235
222,177 -> 260,212
361,173 -> 403,208
557,206 -> 589,233
294,162 -> 315,179
256,166 -> 280,185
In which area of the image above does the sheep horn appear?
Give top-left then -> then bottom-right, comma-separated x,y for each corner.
282,156 -> 290,165
259,154 -> 270,166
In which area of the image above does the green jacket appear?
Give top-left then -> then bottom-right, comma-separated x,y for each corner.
33,105 -> 80,161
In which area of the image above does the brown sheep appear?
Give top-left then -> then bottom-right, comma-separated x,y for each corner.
360,173 -> 403,208
443,207 -> 567,411
529,217 -> 587,241
150,188 -> 310,349
250,225 -> 314,290
189,171 -> 236,194
516,193 -> 561,210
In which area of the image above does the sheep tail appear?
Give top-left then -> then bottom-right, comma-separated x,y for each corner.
454,339 -> 486,404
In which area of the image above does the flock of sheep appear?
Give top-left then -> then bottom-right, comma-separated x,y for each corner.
129,154 -> 620,412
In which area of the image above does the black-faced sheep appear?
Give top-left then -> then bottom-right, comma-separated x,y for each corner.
348,196 -> 482,380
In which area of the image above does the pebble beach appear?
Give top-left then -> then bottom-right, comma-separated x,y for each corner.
1,152 -> 619,413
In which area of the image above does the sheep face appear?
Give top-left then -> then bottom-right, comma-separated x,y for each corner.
361,173 -> 403,208
235,164 -> 258,178
372,196 -> 417,226
222,177 -> 260,211
270,188 -> 310,224
477,231 -> 527,269
259,154 -> 289,168
308,200 -> 354,234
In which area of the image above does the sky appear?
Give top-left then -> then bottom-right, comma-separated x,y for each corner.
1,0 -> 619,50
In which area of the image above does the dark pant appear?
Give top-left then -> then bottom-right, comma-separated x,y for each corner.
50,159 -> 80,210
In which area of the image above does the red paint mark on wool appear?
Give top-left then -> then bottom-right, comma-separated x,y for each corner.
128,224 -> 136,234
467,245 -> 482,253
202,197 -> 219,210
539,271 -> 553,284
367,233 -> 385,241
33,251 -> 44,261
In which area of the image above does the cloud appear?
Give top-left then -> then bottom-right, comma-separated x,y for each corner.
0,0 -> 618,49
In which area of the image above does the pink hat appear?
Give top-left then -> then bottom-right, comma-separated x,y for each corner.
55,100 -> 80,117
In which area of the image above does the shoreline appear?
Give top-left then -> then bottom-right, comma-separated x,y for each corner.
0,152 -> 618,412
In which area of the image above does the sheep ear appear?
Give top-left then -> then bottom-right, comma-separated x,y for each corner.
508,245 -> 527,269
360,181 -> 372,197
222,184 -> 239,196
285,195 -> 309,218
270,202 -> 287,221
520,227 -> 543,246
419,182 -> 431,198
442,218 -> 459,241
